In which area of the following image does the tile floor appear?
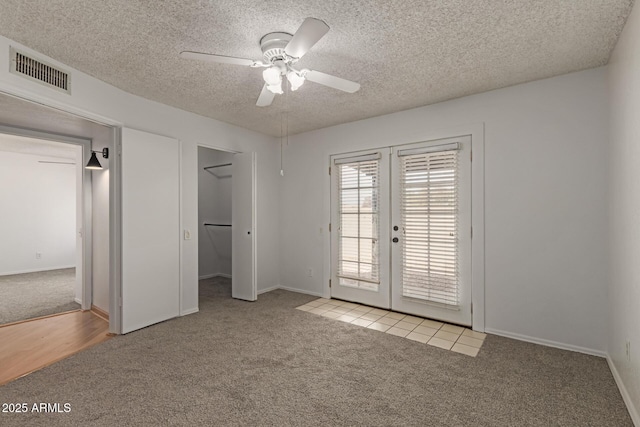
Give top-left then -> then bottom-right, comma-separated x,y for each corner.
296,298 -> 486,357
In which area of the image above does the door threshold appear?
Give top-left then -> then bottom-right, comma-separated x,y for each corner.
0,309 -> 82,329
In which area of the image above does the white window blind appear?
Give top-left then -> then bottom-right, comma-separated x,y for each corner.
336,157 -> 381,290
400,149 -> 459,306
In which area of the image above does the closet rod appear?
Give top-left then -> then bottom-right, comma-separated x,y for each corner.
204,223 -> 232,227
204,163 -> 232,170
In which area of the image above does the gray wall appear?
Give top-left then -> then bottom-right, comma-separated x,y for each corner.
607,1 -> 640,422
280,66 -> 609,355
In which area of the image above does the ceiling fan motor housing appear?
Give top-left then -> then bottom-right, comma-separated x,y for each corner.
260,32 -> 293,63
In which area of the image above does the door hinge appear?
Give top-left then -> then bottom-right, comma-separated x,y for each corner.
329,223 -> 331,232
329,279 -> 332,288
471,302 -> 473,314
119,296 -> 123,307
471,226 -> 473,238
470,150 -> 473,162
329,166 -> 331,175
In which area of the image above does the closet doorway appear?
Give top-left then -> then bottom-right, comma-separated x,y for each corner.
198,145 -> 256,302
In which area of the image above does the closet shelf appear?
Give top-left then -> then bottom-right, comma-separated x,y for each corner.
204,223 -> 232,227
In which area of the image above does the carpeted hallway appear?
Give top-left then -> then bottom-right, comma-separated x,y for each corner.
0,268 -> 80,325
0,279 -> 632,426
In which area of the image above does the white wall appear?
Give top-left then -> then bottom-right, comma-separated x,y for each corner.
0,34 -> 280,315
0,150 -> 76,275
280,67 -> 609,354
198,147 -> 233,278
91,137 -> 112,313
607,2 -> 640,423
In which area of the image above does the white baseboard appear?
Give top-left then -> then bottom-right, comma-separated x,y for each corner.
0,265 -> 76,276
181,307 -> 199,316
607,355 -> 640,426
258,285 -> 280,295
278,285 -> 324,297
484,327 -> 606,358
198,272 -> 232,280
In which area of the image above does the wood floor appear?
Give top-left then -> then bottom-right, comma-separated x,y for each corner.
0,310 -> 111,386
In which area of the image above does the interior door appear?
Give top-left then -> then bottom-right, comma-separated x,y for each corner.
330,148 -> 391,308
121,128 -> 180,333
231,151 -> 257,301
390,137 -> 472,326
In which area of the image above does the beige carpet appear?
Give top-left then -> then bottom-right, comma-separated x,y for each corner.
0,277 -> 632,426
0,268 -> 80,325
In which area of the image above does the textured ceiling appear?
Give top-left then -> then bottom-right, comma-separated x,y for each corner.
0,1 -> 634,137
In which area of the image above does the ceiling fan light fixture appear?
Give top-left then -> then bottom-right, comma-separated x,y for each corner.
267,82 -> 284,94
181,17 -> 361,108
262,67 -> 282,86
287,70 -> 305,91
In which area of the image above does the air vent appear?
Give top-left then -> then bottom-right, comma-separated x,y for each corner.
9,47 -> 71,94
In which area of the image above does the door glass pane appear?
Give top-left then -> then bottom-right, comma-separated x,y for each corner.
401,150 -> 459,306
337,159 -> 381,290
340,237 -> 359,262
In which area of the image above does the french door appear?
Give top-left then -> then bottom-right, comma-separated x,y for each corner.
330,148 -> 391,308
330,136 -> 472,326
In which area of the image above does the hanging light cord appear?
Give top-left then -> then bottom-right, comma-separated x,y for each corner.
280,81 -> 290,177
280,110 -> 284,176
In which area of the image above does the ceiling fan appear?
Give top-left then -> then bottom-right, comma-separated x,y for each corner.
180,18 -> 360,107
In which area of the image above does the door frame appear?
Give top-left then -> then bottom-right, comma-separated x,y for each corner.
0,124 -> 94,312
323,123 -> 486,331
0,88 -> 123,335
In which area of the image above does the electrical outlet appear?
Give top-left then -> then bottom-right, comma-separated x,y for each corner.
35,252 -> 42,259
626,340 -> 631,362
307,268 -> 314,277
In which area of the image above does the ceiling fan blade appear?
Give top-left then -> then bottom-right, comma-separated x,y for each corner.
284,18 -> 330,59
256,84 -> 276,107
304,70 -> 360,93
180,51 -> 256,67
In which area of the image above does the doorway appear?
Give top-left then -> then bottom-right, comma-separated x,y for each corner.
0,134 -> 82,325
197,145 -> 257,303
330,136 -> 473,326
0,94 -> 116,333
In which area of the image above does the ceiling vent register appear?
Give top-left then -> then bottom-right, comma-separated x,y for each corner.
9,47 -> 71,94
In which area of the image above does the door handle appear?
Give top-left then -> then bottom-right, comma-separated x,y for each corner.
392,237 -> 399,243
